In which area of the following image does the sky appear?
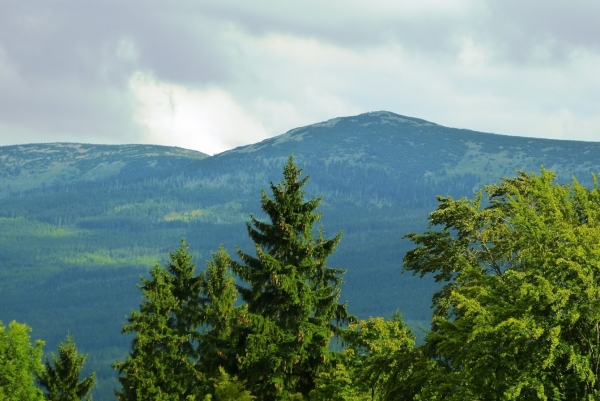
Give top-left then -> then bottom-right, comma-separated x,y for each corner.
1,1 -> 600,155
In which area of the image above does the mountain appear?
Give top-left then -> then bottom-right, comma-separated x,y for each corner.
0,143 -> 208,195
1,111 -> 599,398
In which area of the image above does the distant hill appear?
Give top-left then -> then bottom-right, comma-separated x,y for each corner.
1,111 -> 599,398
0,143 -> 208,195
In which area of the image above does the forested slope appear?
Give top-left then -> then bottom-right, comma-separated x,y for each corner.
1,111 -> 600,398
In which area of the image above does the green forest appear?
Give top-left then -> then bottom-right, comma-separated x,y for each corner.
5,156 -> 600,400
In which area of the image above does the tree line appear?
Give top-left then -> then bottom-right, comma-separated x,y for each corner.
4,157 -> 600,399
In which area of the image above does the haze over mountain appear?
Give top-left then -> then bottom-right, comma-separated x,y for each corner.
1,111 -> 600,398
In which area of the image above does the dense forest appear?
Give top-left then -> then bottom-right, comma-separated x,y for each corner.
5,156 -> 600,400
3,111 -> 600,398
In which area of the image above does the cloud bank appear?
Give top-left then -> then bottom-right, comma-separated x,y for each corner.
1,1 -> 599,154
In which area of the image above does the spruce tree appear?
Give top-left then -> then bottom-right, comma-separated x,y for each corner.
197,246 -> 240,380
37,335 -> 96,401
232,156 -> 353,400
114,239 -> 204,400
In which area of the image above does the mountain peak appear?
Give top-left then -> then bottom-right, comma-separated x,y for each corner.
296,111 -> 438,130
221,111 -> 438,156
355,111 -> 438,127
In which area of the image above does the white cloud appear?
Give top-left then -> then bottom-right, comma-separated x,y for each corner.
457,37 -> 488,67
1,1 -> 600,150
129,71 -> 268,155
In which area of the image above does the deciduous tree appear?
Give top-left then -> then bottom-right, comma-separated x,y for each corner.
0,320 -> 45,401
311,314 -> 416,401
404,169 -> 600,399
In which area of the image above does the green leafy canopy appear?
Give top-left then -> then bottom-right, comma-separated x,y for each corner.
403,169 -> 600,400
0,320 -> 45,401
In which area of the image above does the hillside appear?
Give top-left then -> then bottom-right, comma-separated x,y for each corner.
1,111 -> 600,398
0,143 -> 208,194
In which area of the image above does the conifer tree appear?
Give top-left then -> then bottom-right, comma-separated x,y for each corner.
114,239 -> 205,400
232,156 -> 353,400
37,335 -> 96,401
197,246 -> 240,379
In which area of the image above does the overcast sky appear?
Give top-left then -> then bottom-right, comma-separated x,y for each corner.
1,1 -> 599,155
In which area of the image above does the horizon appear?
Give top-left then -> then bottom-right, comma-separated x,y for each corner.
1,109 -> 599,157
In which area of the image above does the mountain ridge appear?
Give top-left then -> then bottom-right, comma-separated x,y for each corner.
0,142 -> 208,195
1,111 -> 600,399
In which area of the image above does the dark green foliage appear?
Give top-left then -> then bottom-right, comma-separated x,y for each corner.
0,320 -> 45,401
37,335 -> 96,401
231,156 -> 354,400
114,239 -> 205,400
197,246 -> 239,379
113,157 -> 354,399
114,241 -> 244,400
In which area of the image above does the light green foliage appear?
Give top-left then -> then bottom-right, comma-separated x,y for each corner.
0,320 -> 45,401
311,314 -> 416,401
404,169 -> 600,399
114,239 -> 206,400
232,156 -> 354,400
0,217 -> 78,238
37,334 -> 96,401
347,314 -> 416,400
311,352 -> 369,401
202,367 -> 255,401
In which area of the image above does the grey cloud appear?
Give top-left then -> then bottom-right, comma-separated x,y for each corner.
0,1 -> 599,150
4,1 -> 600,84
0,1 -> 240,145
487,1 -> 600,48
1,2 -> 232,86
194,2 -> 465,54
0,77 -> 141,144
134,14 -> 232,85
470,1 -> 600,65
196,1 -> 600,65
